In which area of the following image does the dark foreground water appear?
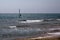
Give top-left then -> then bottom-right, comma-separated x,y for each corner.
0,13 -> 60,40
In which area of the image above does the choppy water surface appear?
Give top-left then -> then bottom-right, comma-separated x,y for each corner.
0,13 -> 60,39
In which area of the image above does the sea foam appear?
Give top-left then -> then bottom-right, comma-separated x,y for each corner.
20,20 -> 43,23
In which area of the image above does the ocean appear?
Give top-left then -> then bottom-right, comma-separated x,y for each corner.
0,13 -> 60,20
0,13 -> 60,27
0,13 -> 60,39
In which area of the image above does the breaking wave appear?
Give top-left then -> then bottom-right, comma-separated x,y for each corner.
19,20 -> 43,23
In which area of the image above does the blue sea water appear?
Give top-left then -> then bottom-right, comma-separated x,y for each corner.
0,13 -> 60,39
0,13 -> 60,26
0,13 -> 60,20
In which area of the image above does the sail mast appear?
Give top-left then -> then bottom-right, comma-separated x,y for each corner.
19,9 -> 21,18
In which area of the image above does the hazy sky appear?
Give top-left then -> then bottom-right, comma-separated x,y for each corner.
0,0 -> 60,13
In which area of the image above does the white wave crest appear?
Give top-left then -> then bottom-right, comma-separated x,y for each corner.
56,19 -> 60,21
8,26 -> 17,30
48,32 -> 60,35
20,20 -> 43,23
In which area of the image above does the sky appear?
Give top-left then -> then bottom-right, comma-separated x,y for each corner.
0,0 -> 60,13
